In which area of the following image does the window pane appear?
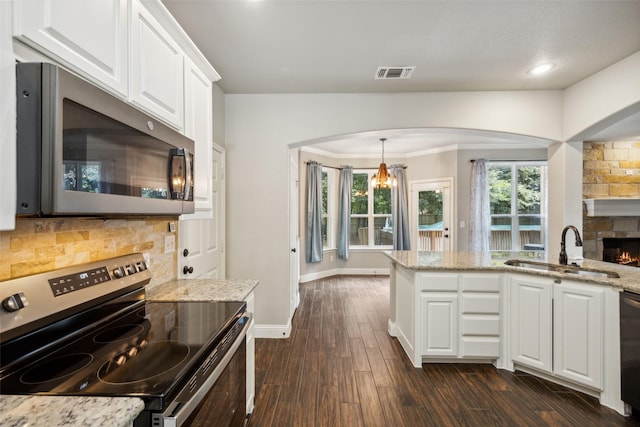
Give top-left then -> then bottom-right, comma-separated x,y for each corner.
374,216 -> 392,245
322,217 -> 328,247
373,187 -> 391,214
519,216 -> 543,250
489,166 -> 512,214
491,217 -> 512,251
517,166 -> 542,214
351,217 -> 368,245
322,171 -> 328,215
351,173 -> 368,214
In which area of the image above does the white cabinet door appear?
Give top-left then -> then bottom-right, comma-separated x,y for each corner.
183,58 -> 213,217
130,0 -> 184,130
14,0 -> 128,96
510,275 -> 553,373
420,293 -> 458,357
553,281 -> 604,389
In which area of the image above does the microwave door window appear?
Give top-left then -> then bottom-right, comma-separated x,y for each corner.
62,99 -> 174,201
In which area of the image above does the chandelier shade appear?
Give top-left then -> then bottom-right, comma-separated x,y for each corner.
371,138 -> 397,189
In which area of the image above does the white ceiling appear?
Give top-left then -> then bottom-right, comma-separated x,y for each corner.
162,0 -> 640,154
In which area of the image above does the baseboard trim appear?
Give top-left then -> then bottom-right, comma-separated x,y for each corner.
254,321 -> 292,339
300,268 -> 390,283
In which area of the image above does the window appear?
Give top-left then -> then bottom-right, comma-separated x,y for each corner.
350,170 -> 392,247
489,162 -> 547,251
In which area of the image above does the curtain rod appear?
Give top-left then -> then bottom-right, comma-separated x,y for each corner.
469,159 -> 546,163
305,161 -> 406,170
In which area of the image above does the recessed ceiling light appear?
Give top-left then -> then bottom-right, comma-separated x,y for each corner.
527,62 -> 556,76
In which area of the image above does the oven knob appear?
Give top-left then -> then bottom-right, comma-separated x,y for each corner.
127,264 -> 137,275
2,292 -> 28,312
113,267 -> 125,278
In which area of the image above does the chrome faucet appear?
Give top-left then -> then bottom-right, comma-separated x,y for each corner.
559,225 -> 583,265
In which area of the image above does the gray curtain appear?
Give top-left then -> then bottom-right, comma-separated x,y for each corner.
391,165 -> 410,250
469,159 -> 491,251
337,166 -> 353,259
306,161 -> 323,263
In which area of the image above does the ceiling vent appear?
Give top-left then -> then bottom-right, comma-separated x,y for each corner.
375,66 -> 415,80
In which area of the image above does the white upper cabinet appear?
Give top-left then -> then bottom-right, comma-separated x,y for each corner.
13,0 -> 129,97
130,0 -> 184,130
183,58 -> 213,218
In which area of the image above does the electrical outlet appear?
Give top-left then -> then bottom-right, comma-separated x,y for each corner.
164,310 -> 176,331
164,235 -> 175,253
330,254 -> 334,261
626,170 -> 634,175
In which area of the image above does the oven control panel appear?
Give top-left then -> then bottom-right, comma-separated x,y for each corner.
48,266 -> 112,297
1,253 -> 151,341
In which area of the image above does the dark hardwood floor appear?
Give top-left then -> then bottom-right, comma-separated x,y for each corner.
248,276 -> 639,427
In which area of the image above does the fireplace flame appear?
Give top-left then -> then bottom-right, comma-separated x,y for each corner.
617,251 -> 640,266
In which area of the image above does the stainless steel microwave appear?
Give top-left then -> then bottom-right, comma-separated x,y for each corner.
16,62 -> 194,217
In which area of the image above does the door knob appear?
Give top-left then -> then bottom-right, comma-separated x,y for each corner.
291,248 -> 296,253
183,249 -> 189,257
183,266 -> 194,274
444,234 -> 449,238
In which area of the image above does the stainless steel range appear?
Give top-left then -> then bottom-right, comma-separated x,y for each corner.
0,253 -> 249,427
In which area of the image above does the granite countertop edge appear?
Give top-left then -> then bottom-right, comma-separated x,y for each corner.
0,395 -> 145,427
383,250 -> 640,293
145,277 -> 260,302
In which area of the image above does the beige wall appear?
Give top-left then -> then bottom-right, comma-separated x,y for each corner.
0,217 -> 178,284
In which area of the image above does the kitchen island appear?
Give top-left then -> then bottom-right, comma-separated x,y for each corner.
384,250 -> 640,416
0,278 -> 259,427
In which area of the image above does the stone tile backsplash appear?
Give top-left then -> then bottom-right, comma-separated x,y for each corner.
0,217 -> 178,284
583,141 -> 640,261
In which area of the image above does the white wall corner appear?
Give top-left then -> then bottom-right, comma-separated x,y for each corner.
563,50 -> 640,142
547,141 -> 584,260
254,321 -> 292,339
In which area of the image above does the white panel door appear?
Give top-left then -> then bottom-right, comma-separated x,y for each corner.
130,0 -> 184,129
554,281 -> 604,389
411,178 -> 454,251
420,293 -> 458,357
179,146 -> 225,279
510,275 -> 553,373
289,151 -> 300,317
14,0 -> 128,96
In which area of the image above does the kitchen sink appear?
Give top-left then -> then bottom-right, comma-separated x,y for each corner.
504,259 -> 620,279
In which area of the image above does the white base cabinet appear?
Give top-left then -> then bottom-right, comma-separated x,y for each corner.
553,281 -> 604,389
390,267 -> 502,367
420,293 -> 458,357
510,274 -> 603,390
245,291 -> 256,415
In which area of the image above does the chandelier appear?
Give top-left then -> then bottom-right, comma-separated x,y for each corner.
371,138 -> 397,189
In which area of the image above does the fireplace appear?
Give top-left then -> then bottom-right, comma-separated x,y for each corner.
603,238 -> 640,267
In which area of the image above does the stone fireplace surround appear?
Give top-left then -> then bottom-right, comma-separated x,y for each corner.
582,141 -> 640,262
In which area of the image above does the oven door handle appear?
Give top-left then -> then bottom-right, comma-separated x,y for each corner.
162,314 -> 251,427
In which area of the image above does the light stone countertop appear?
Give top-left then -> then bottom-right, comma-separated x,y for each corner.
145,278 -> 260,302
0,395 -> 144,427
0,278 -> 259,426
383,250 -> 640,293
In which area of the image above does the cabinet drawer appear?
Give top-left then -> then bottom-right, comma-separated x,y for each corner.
461,274 -> 501,292
461,294 -> 500,314
417,273 -> 459,291
461,315 -> 500,335
461,337 -> 500,358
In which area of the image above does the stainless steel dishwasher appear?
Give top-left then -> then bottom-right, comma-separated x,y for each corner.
620,290 -> 640,414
